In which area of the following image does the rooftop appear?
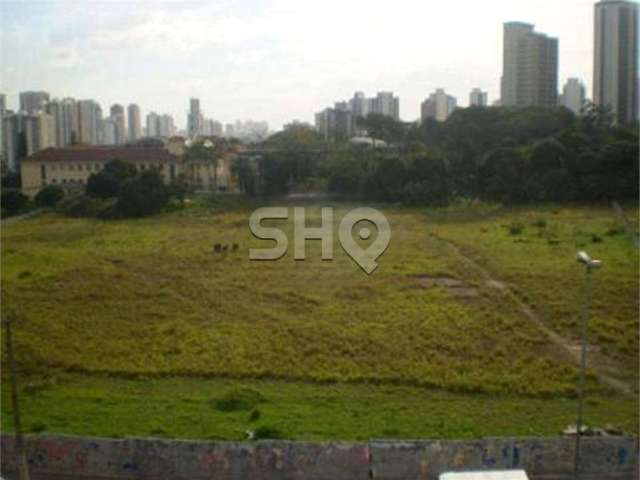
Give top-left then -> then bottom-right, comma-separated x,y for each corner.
23,146 -> 181,163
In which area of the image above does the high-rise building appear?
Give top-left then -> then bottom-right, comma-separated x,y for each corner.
188,98 -> 201,137
110,104 -> 126,145
146,112 -> 160,137
594,0 -> 639,124
76,100 -> 101,145
212,120 -> 224,137
46,98 -> 77,147
127,104 -> 142,141
101,118 -> 117,145
369,92 -> 400,120
224,123 -> 235,138
560,78 -> 587,115
501,22 -> 558,108
157,114 -> 175,137
0,94 -> 5,168
315,103 -> 353,141
24,111 -> 55,156
421,89 -> 458,122
3,111 -> 19,172
19,91 -> 50,113
469,88 -> 489,107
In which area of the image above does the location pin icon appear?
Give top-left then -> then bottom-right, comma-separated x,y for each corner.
339,208 -> 391,274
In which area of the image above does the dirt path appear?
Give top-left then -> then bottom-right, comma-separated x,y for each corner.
430,232 -> 633,396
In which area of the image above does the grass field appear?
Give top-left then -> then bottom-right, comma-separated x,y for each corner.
1,198 -> 638,440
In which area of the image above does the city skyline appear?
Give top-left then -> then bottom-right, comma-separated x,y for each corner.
1,0 -> 599,129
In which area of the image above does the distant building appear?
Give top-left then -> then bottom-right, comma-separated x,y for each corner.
594,0 -> 639,124
19,91 -> 50,113
349,91 -> 369,119
224,123 -> 235,138
560,78 -> 587,115
421,89 -> 457,122
188,98 -> 201,137
47,98 -> 77,147
212,120 -> 224,137
369,91 -> 400,120
0,94 -> 5,169
315,103 -> 353,141
2,110 -> 19,172
146,112 -> 160,137
101,118 -> 117,145
24,111 -> 55,156
76,100 -> 101,145
501,22 -> 558,107
128,104 -> 142,141
109,104 -> 126,145
157,114 -> 175,137
469,88 -> 489,107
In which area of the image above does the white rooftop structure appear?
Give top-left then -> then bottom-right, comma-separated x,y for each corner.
440,471 -> 529,480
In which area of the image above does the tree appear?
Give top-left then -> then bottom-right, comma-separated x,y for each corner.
35,185 -> 65,207
116,170 -> 169,217
86,159 -> 137,199
1,189 -> 29,217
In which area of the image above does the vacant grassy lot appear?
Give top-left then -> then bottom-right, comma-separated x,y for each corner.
2,199 -> 638,439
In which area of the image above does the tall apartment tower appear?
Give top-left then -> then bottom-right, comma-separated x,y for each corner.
421,89 -> 458,122
76,100 -> 101,145
188,98 -> 201,137
560,78 -> 587,115
501,22 -> 558,108
19,91 -> 50,113
127,104 -> 142,141
110,104 -> 126,145
469,88 -> 489,107
0,94 -> 5,168
594,0 -> 639,124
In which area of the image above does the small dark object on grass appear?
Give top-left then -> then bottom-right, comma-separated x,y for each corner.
232,243 -> 239,252
214,243 -> 222,253
249,408 -> 261,421
253,425 -> 283,440
591,233 -> 603,243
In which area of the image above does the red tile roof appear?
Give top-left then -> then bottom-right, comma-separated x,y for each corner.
23,147 -> 181,163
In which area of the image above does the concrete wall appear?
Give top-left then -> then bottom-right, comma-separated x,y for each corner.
1,434 -> 637,480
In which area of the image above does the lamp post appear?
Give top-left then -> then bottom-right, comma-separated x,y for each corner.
203,139 -> 218,195
573,251 -> 601,480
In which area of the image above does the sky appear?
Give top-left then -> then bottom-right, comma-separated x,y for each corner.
1,0 -> 600,131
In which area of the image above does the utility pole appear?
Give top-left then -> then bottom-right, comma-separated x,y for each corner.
573,251 -> 601,480
4,314 -> 31,480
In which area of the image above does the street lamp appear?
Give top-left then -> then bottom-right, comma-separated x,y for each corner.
573,251 -> 601,480
203,140 -> 218,194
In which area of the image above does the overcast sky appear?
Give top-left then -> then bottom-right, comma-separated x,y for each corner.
1,0 -> 599,130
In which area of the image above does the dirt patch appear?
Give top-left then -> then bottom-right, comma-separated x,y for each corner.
411,275 -> 479,299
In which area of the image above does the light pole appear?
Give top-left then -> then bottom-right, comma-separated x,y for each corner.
573,250 -> 601,480
203,139 -> 218,195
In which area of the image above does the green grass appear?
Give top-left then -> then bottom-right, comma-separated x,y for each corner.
1,199 -> 638,439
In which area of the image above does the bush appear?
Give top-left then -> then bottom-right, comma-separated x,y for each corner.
1,188 -> 30,217
35,185 -> 65,207
211,388 -> 266,412
508,222 -> 524,235
115,170 -> 169,218
253,425 -> 283,440
58,195 -> 115,218
86,159 -> 137,199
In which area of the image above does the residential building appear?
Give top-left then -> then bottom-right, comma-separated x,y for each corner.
157,114 -> 175,137
110,104 -> 126,145
560,78 -> 587,114
501,22 -> 558,107
24,111 -> 55,156
224,123 -> 235,138
146,112 -> 159,137
0,94 -> 5,168
421,89 -> 457,122
469,88 -> 489,107
349,91 -> 369,119
594,0 -> 639,124
315,103 -> 353,141
128,104 -> 142,141
19,91 -> 50,113
188,98 -> 201,137
2,110 -> 19,172
212,120 -> 224,137
101,118 -> 117,145
369,91 -> 400,120
46,98 -> 77,147
76,99 -> 101,145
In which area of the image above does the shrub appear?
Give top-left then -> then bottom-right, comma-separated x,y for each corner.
211,388 -> 266,412
253,425 -> 283,440
1,188 -> 30,217
248,409 -> 261,422
58,195 -> 115,218
508,222 -> 524,235
35,185 -> 65,207
532,218 -> 547,229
